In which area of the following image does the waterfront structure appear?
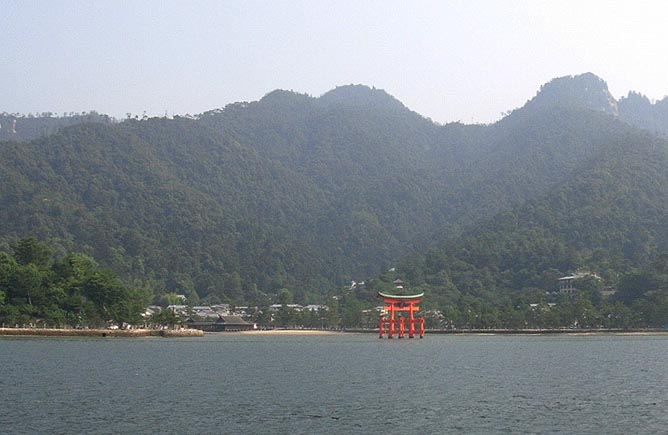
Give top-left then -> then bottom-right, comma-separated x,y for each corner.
377,292 -> 424,339
186,315 -> 254,332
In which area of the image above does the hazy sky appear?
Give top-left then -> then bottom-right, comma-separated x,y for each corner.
3,0 -> 668,123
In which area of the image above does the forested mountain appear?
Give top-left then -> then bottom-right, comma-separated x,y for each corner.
400,124 -> 668,295
2,73 -> 668,311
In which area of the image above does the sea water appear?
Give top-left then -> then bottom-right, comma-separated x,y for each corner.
1,333 -> 667,434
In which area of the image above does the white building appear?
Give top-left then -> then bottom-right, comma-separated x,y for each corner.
558,271 -> 601,295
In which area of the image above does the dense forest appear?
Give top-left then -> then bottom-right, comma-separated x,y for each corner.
3,73 -> 668,327
0,237 -> 149,327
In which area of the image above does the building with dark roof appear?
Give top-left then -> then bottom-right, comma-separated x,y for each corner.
186,315 -> 255,332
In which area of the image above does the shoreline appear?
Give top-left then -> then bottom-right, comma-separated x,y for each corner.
2,327 -> 668,338
233,328 -> 668,336
425,328 -> 668,335
0,327 -> 204,338
353,328 -> 668,335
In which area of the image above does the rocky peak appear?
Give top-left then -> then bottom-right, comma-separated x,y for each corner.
524,72 -> 618,116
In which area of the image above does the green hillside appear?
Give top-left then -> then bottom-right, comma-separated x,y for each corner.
2,73 -> 668,316
396,116 -> 668,328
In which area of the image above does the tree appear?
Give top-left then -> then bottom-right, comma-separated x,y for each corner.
275,305 -> 297,328
225,272 -> 243,301
616,273 -> 653,304
324,297 -> 340,329
339,294 -> 363,328
150,307 -> 180,326
11,238 -> 52,269
159,292 -> 184,307
115,287 -> 151,325
11,263 -> 45,307
82,271 -> 129,325
278,288 -> 293,305
573,276 -> 604,306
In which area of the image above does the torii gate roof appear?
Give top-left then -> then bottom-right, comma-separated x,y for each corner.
377,291 -> 424,300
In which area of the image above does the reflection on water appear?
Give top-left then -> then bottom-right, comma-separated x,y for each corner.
1,333 -> 667,434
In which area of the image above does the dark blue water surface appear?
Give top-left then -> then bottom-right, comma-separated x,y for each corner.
1,333 -> 667,434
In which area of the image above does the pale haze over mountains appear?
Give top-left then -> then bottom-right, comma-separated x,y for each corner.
3,1 -> 668,124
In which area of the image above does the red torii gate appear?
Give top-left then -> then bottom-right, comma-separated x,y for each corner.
377,291 -> 424,339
